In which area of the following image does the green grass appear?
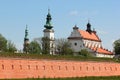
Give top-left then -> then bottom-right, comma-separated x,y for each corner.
1,76 -> 120,80
0,52 -> 117,62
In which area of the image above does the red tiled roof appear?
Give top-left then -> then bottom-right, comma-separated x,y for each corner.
96,48 -> 113,55
90,47 -> 113,55
78,30 -> 101,42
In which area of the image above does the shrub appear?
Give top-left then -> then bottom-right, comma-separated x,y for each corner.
79,49 -> 92,57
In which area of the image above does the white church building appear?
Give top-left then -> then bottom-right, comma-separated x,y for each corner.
68,22 -> 114,58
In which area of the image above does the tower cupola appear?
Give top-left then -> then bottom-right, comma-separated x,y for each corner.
86,21 -> 92,33
44,9 -> 53,29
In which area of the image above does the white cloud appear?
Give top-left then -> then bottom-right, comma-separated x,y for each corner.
69,10 -> 79,16
97,29 -> 108,35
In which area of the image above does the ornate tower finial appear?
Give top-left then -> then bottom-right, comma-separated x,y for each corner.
73,24 -> 79,30
44,9 -> 53,29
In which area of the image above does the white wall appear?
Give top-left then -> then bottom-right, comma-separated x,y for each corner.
96,53 -> 114,58
69,39 -> 84,52
44,30 -> 54,40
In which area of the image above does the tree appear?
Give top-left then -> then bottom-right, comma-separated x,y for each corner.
6,40 -> 17,53
0,34 -> 7,52
114,39 -> 120,55
79,49 -> 92,57
42,37 -> 50,54
29,40 -> 41,54
56,38 -> 73,55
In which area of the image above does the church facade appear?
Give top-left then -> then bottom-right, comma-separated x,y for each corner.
68,22 -> 114,58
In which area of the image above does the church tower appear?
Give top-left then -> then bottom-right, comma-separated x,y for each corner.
43,9 -> 55,55
23,25 -> 29,53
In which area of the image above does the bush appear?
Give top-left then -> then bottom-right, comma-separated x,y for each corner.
79,49 -> 92,57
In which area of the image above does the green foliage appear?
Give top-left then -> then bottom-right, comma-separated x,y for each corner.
23,42 -> 30,53
114,39 -> 120,55
42,37 -> 50,54
56,38 -> 73,55
0,52 -> 116,62
6,40 -> 17,53
0,34 -> 7,52
79,49 -> 92,57
29,40 -> 41,54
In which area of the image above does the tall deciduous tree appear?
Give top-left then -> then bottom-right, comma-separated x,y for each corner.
29,40 -> 41,54
56,38 -> 73,55
6,40 -> 17,52
114,39 -> 120,55
42,37 -> 50,54
0,34 -> 7,52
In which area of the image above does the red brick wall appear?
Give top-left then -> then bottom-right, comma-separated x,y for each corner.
0,58 -> 120,79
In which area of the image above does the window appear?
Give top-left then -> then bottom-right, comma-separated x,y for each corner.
43,65 -> 45,70
66,66 -> 68,70
74,43 -> 77,46
2,64 -> 4,70
73,66 -> 75,70
93,67 -> 95,70
105,67 -> 107,70
86,66 -> 88,71
20,65 -> 22,70
28,65 -> 30,70
11,65 -> 14,69
36,65 -> 38,70
80,66 -> 81,70
58,66 -> 60,70
99,67 -> 101,71
51,66 -> 53,70
110,67 -> 112,71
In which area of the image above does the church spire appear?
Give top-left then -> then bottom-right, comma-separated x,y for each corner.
86,20 -> 92,33
23,25 -> 29,54
24,25 -> 29,41
44,9 -> 53,29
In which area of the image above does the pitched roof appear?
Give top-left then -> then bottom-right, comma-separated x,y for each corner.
96,48 -> 113,55
91,47 -> 113,55
78,30 -> 101,42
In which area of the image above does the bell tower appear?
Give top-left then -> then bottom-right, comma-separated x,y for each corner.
43,9 -> 55,55
23,25 -> 29,53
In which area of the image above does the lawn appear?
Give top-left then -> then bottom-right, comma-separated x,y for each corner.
0,52 -> 117,62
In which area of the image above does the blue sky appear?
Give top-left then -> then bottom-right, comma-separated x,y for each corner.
0,0 -> 120,51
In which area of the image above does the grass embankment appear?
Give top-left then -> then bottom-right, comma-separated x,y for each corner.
0,52 -> 117,62
1,76 -> 120,80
